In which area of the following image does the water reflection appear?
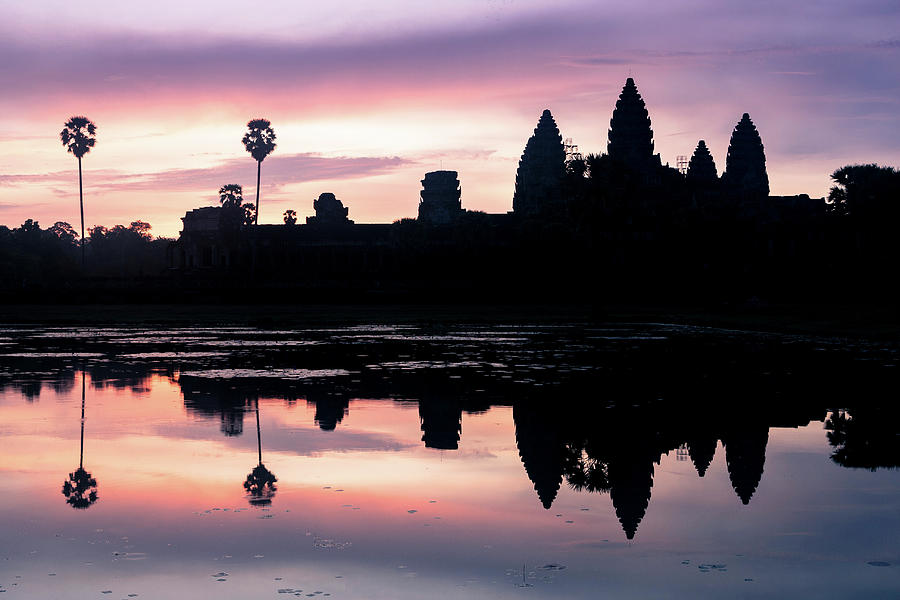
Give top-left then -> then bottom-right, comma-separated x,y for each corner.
1,324 -> 898,599
61,372 -> 99,509
309,390 -> 350,431
171,366 -> 896,540
243,402 -> 277,505
0,327 -> 896,540
826,406 -> 900,470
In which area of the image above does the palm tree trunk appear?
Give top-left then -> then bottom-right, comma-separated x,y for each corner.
79,371 -> 85,469
255,160 -> 261,225
78,156 -> 85,266
256,402 -> 262,465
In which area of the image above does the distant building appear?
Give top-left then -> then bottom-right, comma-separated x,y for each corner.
418,171 -> 463,225
607,78 -> 662,174
165,80 -> 829,291
686,140 -> 718,185
722,113 -> 769,200
172,206 -> 240,269
513,109 -> 566,217
307,193 -> 353,226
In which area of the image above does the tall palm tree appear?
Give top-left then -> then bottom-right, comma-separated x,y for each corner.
62,371 -> 98,509
241,119 -> 276,224
243,401 -> 277,505
60,116 -> 97,265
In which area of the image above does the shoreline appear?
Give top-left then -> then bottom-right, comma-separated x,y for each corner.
1,302 -> 897,340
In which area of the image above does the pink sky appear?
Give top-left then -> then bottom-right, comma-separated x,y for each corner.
1,0 -> 898,237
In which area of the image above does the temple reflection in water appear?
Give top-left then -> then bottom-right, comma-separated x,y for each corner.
2,324 -> 897,543
169,376 -> 894,540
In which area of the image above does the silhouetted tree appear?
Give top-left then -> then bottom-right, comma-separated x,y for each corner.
219,184 -> 244,208
564,445 -> 611,493
61,373 -> 98,509
241,203 -> 257,227
242,118 -> 277,224
283,209 -> 297,225
76,221 -> 167,278
48,221 -> 78,244
827,164 -> 900,219
218,184 -> 256,227
60,116 -> 97,265
826,408 -> 900,470
129,220 -> 152,239
89,225 -> 109,239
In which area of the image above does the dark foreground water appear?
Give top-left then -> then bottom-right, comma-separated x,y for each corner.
0,322 -> 898,599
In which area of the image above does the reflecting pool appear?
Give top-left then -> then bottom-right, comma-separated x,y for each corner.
1,323 -> 898,598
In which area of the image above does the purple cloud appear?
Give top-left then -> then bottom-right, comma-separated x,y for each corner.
0,153 -> 412,196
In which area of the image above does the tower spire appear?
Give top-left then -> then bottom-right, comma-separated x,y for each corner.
513,109 -> 567,217
686,140 -> 718,184
722,113 -> 769,199
608,78 -> 656,171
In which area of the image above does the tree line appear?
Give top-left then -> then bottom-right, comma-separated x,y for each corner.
0,219 -> 168,287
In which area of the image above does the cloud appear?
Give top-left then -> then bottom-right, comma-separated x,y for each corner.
0,201 -> 49,211
0,153 -> 412,195
158,420 -> 414,456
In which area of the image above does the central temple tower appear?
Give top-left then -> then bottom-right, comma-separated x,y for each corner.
607,77 -> 660,172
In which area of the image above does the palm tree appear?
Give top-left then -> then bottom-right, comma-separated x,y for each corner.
60,116 -> 97,265
218,183 -> 244,208
241,119 -> 277,224
61,371 -> 98,509
243,401 -> 277,505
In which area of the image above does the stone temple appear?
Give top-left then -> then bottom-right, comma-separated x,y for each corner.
513,109 -> 567,217
306,192 -> 353,226
168,77 -> 823,275
418,170 -> 463,225
607,77 -> 662,173
722,113 -> 769,200
686,140 -> 718,184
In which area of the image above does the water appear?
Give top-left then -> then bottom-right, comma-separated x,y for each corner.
1,322 -> 898,598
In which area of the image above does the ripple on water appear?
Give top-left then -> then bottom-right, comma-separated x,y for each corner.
179,368 -> 350,379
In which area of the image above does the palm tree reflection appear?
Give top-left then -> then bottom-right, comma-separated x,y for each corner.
62,372 -> 98,509
243,401 -> 277,505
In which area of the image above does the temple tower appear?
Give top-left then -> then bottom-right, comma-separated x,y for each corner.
607,78 -> 659,172
686,140 -> 718,184
513,109 -> 567,216
608,455 -> 655,540
419,400 -> 462,450
722,427 -> 768,505
418,170 -> 463,225
722,113 -> 769,199
686,436 -> 718,477
514,404 -> 566,510
306,192 -> 353,225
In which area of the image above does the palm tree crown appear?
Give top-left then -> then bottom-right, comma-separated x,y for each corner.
60,116 -> 97,158
242,118 -> 276,225
242,118 -> 276,162
218,183 -> 244,208
60,116 -> 96,265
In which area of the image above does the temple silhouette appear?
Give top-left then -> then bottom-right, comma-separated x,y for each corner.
3,76 -> 897,305
162,76 -> 843,303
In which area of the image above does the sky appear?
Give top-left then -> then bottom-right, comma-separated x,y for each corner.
0,0 -> 898,238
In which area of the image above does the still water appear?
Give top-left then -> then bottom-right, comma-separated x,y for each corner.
1,322 -> 898,599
